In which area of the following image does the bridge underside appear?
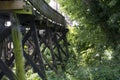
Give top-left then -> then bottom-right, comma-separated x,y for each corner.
0,0 -> 69,80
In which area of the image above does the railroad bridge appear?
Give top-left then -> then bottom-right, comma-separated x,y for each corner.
0,0 -> 69,80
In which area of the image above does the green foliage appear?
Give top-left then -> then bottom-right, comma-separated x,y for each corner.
44,0 -> 50,3
64,26 -> 120,80
25,69 -> 70,80
46,71 -> 68,80
58,0 -> 120,80
26,69 -> 42,80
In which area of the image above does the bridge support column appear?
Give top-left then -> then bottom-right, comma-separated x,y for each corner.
11,13 -> 25,80
31,20 -> 47,80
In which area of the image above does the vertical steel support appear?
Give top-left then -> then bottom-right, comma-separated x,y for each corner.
31,20 -> 47,80
63,29 -> 69,59
47,30 -> 57,72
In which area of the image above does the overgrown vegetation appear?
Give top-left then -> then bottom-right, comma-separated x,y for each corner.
55,0 -> 120,80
